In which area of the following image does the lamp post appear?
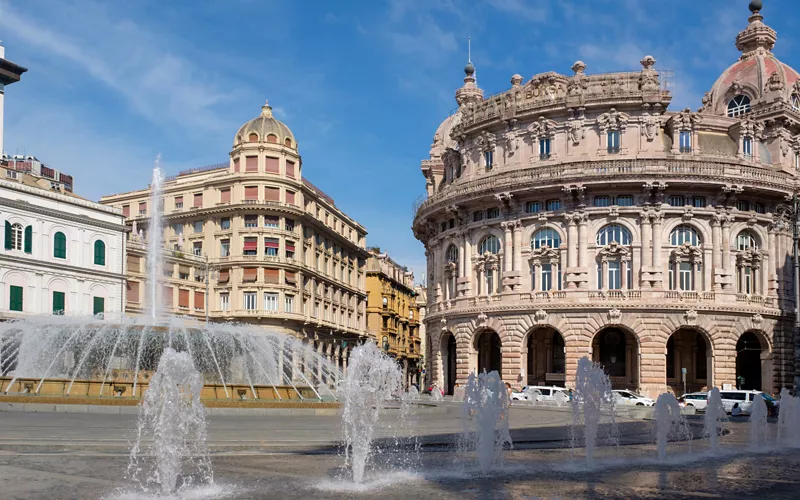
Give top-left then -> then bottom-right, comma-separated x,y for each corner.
775,194 -> 800,392
201,254 -> 219,324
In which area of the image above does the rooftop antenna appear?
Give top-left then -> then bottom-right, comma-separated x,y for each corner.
468,36 -> 472,63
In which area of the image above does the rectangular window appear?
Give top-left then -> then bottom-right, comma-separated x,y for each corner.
314,302 -> 320,318
52,291 -> 65,315
541,263 -> 552,291
486,207 -> 500,219
679,131 -> 692,152
546,199 -> 561,211
179,289 -> 190,309
193,192 -> 203,208
122,205 -> 130,217
193,241 -> 202,257
608,260 -> 621,290
692,197 -> 706,208
220,188 -> 231,204
218,269 -> 230,284
220,239 -> 230,257
737,200 -> 750,211
286,160 -> 295,178
285,219 -> 295,232
668,195 -> 685,207
193,220 -> 203,233
679,261 -> 693,291
285,270 -> 296,285
264,215 -> 279,228
243,292 -> 257,310
265,157 -> 280,174
138,201 -> 147,215
244,215 -> 258,228
220,218 -> 231,230
539,138 -> 551,159
264,292 -> 278,311
795,152 -> 800,171
195,291 -> 204,310
265,187 -> 280,202
243,267 -> 258,282
473,211 -> 484,222
484,150 -> 493,170
616,195 -> 634,206
243,237 -> 258,256
264,237 -> 279,256
754,203 -> 765,214
264,268 -> 279,284
93,297 -> 105,317
245,156 -> 258,172
743,137 -> 753,158
285,294 -> 294,313
285,240 -> 296,259
220,293 -> 230,311
9,285 -> 23,312
526,201 -> 541,213
244,186 -> 258,200
175,196 -> 185,209
126,281 -> 140,303
607,130 -> 620,153
593,196 -> 610,207
286,190 -> 296,205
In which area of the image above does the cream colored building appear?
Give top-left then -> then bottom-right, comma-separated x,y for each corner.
413,3 -> 800,397
101,102 -> 370,367
414,284 -> 428,388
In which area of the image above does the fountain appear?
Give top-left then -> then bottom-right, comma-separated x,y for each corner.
523,387 -> 542,404
460,371 -> 512,473
147,156 -> 165,322
571,356 -> 616,466
127,348 -> 211,494
430,385 -> 443,401
749,393 -> 769,450
703,387 -> 725,453
553,389 -> 569,407
654,393 -> 690,460
340,342 -> 402,484
777,388 -> 800,447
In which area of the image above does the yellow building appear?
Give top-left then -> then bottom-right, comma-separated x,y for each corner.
101,101 -> 370,368
365,248 -> 421,388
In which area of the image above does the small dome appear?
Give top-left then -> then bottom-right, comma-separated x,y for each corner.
234,101 -> 296,148
464,62 -> 475,76
430,110 -> 463,155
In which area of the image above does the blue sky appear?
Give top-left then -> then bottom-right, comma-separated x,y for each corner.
1,0 -> 799,280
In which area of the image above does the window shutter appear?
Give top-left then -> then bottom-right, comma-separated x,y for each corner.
194,193 -> 203,208
126,281 -> 140,303
243,267 -> 258,282
94,240 -> 106,265
286,191 -> 295,205
163,286 -> 173,307
265,187 -> 280,201
286,161 -> 295,178
264,268 -> 280,284
244,186 -> 258,200
93,296 -> 105,316
127,255 -> 141,272
179,289 -> 190,308
285,271 -> 296,285
221,188 -> 231,203
53,291 -> 65,315
245,156 -> 258,172
54,232 -> 67,259
4,221 -> 11,250
24,225 -> 32,254
265,157 -> 280,174
9,285 -> 23,312
122,205 -> 130,217
218,269 -> 230,283
194,291 -> 205,310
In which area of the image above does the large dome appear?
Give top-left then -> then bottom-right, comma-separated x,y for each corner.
234,101 -> 296,148
705,3 -> 800,116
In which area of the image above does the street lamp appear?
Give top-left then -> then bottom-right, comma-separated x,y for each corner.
196,254 -> 219,324
775,194 -> 800,391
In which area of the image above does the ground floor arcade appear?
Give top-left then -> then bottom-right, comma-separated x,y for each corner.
429,308 -> 793,398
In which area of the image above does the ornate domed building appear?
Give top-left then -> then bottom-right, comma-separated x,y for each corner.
413,1 -> 800,397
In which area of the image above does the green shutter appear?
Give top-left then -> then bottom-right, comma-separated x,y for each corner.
9,286 -> 23,312
94,240 -> 106,266
4,221 -> 11,250
54,232 -> 67,259
23,225 -> 32,254
53,291 -> 65,315
93,296 -> 105,316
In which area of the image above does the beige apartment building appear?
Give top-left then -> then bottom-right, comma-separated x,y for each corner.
414,3 -> 800,397
101,102 -> 370,366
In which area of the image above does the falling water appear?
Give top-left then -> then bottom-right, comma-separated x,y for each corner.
703,387 -> 725,453
340,342 -> 402,484
654,393 -> 690,460
553,390 -> 569,408
523,387 -> 542,405
127,348 -> 212,494
777,388 -> 800,447
460,371 -> 512,473
430,385 -> 443,401
749,394 -> 770,450
571,356 -> 616,466
147,156 -> 166,323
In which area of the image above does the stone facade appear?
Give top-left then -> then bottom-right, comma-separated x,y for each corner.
365,249 -> 421,388
101,102 -> 370,368
413,3 -> 800,398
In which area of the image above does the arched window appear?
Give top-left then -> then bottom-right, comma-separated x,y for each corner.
596,224 -> 632,246
284,138 -> 293,147
736,231 -> 759,251
94,240 -> 106,266
7,223 -> 23,251
531,228 -> 560,249
792,94 -> 800,112
444,244 -> 459,300
266,134 -> 278,144
53,231 -> 67,259
446,244 -> 459,263
727,95 -> 751,117
479,235 -> 501,254
670,225 -> 701,246
248,133 -> 258,142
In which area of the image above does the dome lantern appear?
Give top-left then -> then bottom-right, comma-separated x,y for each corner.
234,99 -> 296,149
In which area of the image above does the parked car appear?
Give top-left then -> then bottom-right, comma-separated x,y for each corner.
678,392 -> 708,411
612,390 -> 655,406
718,390 -> 779,415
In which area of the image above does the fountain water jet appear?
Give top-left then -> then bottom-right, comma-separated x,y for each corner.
777,388 -> 800,447
147,156 -> 165,323
571,356 -> 616,466
703,387 -> 725,453
749,393 -> 769,450
460,371 -> 512,473
654,393 -> 690,460
127,348 -> 211,494
340,342 -> 402,484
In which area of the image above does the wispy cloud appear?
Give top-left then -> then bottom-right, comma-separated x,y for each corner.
487,0 -> 548,22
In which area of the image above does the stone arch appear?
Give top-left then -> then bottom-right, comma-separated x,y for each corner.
664,326 -> 714,396
521,326 -> 566,387
729,223 -> 767,250
661,219 -> 711,247
588,218 -> 641,245
522,222 -> 567,249
591,324 -> 640,390
735,329 -> 772,393
438,330 -> 458,395
473,327 -> 502,375
470,227 -> 505,253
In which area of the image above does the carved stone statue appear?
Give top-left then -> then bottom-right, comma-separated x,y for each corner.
641,112 -> 659,142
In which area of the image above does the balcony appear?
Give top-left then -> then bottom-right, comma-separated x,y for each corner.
588,290 -> 641,300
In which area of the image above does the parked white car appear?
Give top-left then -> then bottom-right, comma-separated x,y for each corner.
612,390 -> 655,406
511,385 -> 568,402
719,390 -> 778,415
679,392 -> 709,411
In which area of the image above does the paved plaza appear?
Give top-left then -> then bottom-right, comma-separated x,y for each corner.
1,403 -> 799,499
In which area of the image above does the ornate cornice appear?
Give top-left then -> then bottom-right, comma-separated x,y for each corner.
0,195 -> 126,232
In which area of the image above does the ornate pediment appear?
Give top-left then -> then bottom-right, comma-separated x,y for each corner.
736,248 -> 763,267
671,242 -> 702,262
527,116 -> 558,139
740,117 -> 764,140
641,112 -> 660,142
443,261 -> 458,275
674,107 -> 702,131
596,108 -> 630,132
529,245 -> 561,263
598,241 -> 630,260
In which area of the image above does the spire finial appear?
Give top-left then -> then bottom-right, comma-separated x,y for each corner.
261,99 -> 273,118
468,36 -> 471,64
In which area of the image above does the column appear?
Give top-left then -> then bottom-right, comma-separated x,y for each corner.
512,221 -> 522,273
601,259 -> 608,290
761,259 -> 769,297
641,212 -> 652,268
738,265 -> 744,294
567,217 -> 578,269
578,214 -> 588,268
711,217 -> 721,269
621,259 -> 628,290
651,214 -> 663,268
768,227 -> 777,296
533,262 -> 541,292
721,219 -> 731,271
503,223 -> 513,273
464,235 -> 473,295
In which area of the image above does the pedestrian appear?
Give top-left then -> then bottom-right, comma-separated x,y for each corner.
731,402 -> 742,417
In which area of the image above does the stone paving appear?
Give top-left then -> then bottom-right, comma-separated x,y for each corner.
0,403 -> 797,499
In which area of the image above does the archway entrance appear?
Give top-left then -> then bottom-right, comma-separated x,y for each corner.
440,333 -> 457,395
525,328 -> 566,387
736,331 -> 769,391
666,329 -> 712,396
592,328 -> 639,390
476,330 -> 502,375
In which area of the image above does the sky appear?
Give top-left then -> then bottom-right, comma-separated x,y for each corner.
1,0 -> 799,282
